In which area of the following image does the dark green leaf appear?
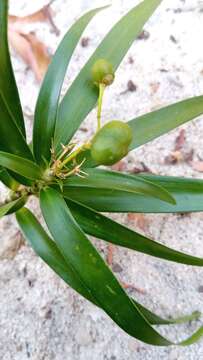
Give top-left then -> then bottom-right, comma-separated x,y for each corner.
0,0 -> 25,137
40,187 -> 203,346
0,166 -> 19,190
63,175 -> 203,213
0,197 -> 26,218
63,168 -> 176,204
33,7 -> 106,165
54,0 -> 162,152
16,206 -> 200,327
0,95 -> 32,160
0,152 -> 43,181
67,199 -> 203,266
128,95 -> 203,151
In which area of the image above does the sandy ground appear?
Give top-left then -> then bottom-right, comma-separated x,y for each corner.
1,0 -> 203,359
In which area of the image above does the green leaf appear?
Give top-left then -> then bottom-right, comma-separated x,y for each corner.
63,168 -> 175,205
54,0 -> 162,152
0,94 -> 32,160
16,206 -> 200,327
0,197 -> 26,218
33,7 -> 106,165
67,199 -> 203,267
40,187 -> 203,346
128,95 -> 203,151
63,174 -> 203,213
0,152 -> 43,181
0,0 -> 25,137
0,166 -> 19,190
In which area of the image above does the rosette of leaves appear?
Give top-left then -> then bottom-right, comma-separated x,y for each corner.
1,0 -> 203,346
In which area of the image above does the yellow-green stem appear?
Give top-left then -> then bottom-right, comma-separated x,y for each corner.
97,83 -> 105,130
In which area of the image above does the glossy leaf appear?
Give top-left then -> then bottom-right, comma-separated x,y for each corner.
33,7 -> 106,165
40,187 -> 203,346
67,199 -> 203,266
54,0 -> 162,152
0,197 -> 26,218
16,207 -> 200,326
63,175 -> 203,213
77,95 -> 203,168
128,95 -> 203,151
63,168 -> 176,204
0,94 -> 32,160
0,0 -> 25,137
0,166 -> 19,190
0,152 -> 43,181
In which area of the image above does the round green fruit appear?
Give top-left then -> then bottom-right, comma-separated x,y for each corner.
91,59 -> 115,86
91,120 -> 133,165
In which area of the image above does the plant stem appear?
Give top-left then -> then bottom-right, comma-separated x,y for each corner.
97,83 -> 105,131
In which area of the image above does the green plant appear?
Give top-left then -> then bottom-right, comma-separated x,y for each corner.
1,0 -> 203,346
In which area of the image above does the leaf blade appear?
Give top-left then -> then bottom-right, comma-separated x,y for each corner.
54,0 -> 163,151
40,187 -> 203,346
128,95 -> 203,151
63,168 -> 176,205
62,175 -> 203,213
0,0 -> 25,137
33,7 -> 106,165
0,152 -> 43,181
16,207 -> 199,326
67,199 -> 203,267
0,166 -> 19,190
0,197 -> 26,218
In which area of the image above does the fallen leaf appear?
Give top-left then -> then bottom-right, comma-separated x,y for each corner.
9,30 -> 50,82
9,1 -> 59,35
174,129 -> 186,151
8,2 -> 58,82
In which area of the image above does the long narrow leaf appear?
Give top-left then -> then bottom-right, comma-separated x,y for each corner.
54,0 -> 162,152
0,197 -> 26,218
0,166 -> 19,190
62,175 -> 203,213
0,0 -> 25,137
67,199 -> 203,266
16,207 -> 200,326
33,7 -> 106,165
128,95 -> 203,151
40,187 -> 203,346
63,168 -> 175,204
0,152 -> 43,181
0,95 -> 32,160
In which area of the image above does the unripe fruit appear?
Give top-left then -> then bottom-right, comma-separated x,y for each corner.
91,120 -> 132,165
91,59 -> 115,86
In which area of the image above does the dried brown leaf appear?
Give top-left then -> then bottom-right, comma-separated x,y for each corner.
9,30 -> 50,82
174,129 -> 186,151
9,1 -> 59,35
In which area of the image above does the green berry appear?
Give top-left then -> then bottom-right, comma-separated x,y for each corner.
91,120 -> 133,165
91,59 -> 115,86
